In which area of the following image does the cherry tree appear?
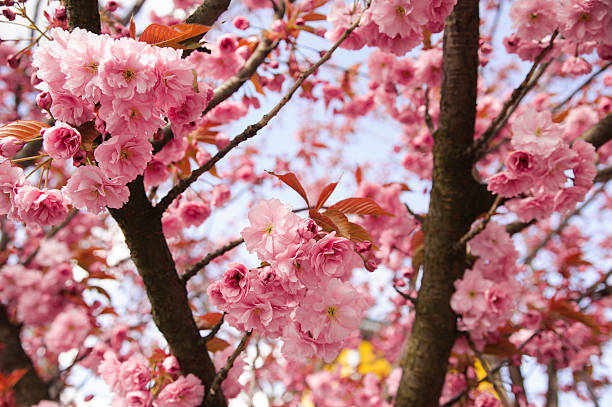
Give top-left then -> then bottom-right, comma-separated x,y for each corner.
0,0 -> 611,406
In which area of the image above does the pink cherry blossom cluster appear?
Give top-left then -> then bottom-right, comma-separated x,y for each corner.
99,352 -> 205,407
451,222 -> 520,339
487,109 -> 597,222
326,0 -> 457,55
506,0 -> 612,65
207,198 -> 372,363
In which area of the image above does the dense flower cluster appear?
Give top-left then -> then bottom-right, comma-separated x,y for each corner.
208,198 -> 372,362
487,109 -> 597,222
451,222 -> 519,339
326,0 -> 457,55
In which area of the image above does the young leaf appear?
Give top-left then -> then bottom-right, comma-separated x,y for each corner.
206,337 -> 230,352
266,171 -> 310,207
129,16 -> 135,39
0,120 -> 49,141
196,312 -> 223,330
309,209 -> 339,235
139,23 -> 209,48
301,12 -> 327,21
322,208 -> 351,239
347,222 -> 374,243
329,197 -> 393,216
250,73 -> 266,95
315,181 -> 338,210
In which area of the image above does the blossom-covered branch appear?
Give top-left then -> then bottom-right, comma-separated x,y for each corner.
156,2 -> 372,213
181,238 -> 244,284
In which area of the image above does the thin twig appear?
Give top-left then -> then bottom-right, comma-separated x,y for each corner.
456,195 -> 502,249
545,361 -> 558,407
120,0 -> 146,26
156,1 -> 372,214
467,337 -> 512,407
552,62 -> 612,113
181,238 -> 244,284
579,369 -> 601,407
22,209 -> 78,266
202,313 -> 225,342
393,284 -> 417,305
404,203 -> 424,224
204,330 -> 252,405
471,31 -> 558,161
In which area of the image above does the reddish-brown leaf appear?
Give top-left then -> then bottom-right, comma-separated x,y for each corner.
0,120 -> 49,142
383,182 -> 411,191
309,209 -> 339,234
322,209 -> 351,239
410,230 -> 424,251
355,166 -> 362,185
250,73 -> 266,95
267,171 -> 310,206
139,23 -> 210,47
196,312 -> 223,330
206,337 -> 230,352
301,12 -> 327,21
129,16 -> 135,39
0,368 -> 26,390
315,181 -> 338,210
347,222 -> 374,243
329,197 -> 393,216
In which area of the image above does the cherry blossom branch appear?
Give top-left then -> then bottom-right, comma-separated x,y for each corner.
470,31 -> 558,161
203,330 -> 252,405
508,364 -> 528,406
156,2 -> 371,213
467,337 -> 512,407
522,185 -> 603,265
552,62 -> 611,113
456,195 -> 502,248
577,113 -> 612,150
545,361 -> 559,407
181,238 -> 244,284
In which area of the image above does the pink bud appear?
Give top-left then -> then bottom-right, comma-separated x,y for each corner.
233,16 -> 250,30
2,8 -> 15,21
215,133 -> 230,149
36,91 -> 52,110
365,259 -> 377,272
0,136 -> 23,157
106,1 -> 119,12
355,240 -> 372,253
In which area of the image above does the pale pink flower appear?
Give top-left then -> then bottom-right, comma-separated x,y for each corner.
505,150 -> 546,181
178,200 -> 211,227
213,346 -> 246,399
162,212 -> 184,238
154,46 -> 197,111
98,94 -> 165,139
305,232 -> 361,282
62,165 -> 130,214
553,186 -> 589,213
98,37 -> 158,100
32,28 -> 70,90
240,198 -> 301,260
511,109 -> 562,156
425,0 -> 456,32
469,222 -> 515,261
415,48 -> 443,88
211,184 -> 230,207
155,374 -> 204,407
48,90 -> 95,126
12,186 -> 68,226
144,159 -> 170,189
42,121 -> 81,160
99,351 -> 122,392
188,46 -> 244,81
206,101 -> 248,124
558,0 -> 609,43
219,263 -> 251,303
124,391 -> 153,407
0,159 -> 25,215
487,172 -> 530,198
118,354 -> 152,395
451,269 -> 491,317
0,136 -> 23,157
369,0 -> 428,39
162,356 -> 180,374
561,56 -> 592,76
563,105 -> 598,141
509,0 -> 558,41
155,136 -> 188,165
167,87 -> 213,127
44,308 -> 91,353
571,139 -> 597,188
94,134 -> 152,183
506,193 -> 555,222
295,278 -> 365,343
539,147 -> 578,192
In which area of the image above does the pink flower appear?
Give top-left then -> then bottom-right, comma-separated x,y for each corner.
178,200 -> 211,227
0,136 -> 23,157
98,37 -> 158,100
124,391 -> 153,407
469,222 -> 516,261
561,56 -> 592,76
240,198 -> 301,260
450,269 -> 491,317
155,374 -> 204,407
0,159 -> 26,215
144,159 -> 170,189
94,134 -> 152,183
99,351 -> 122,392
154,47 -> 198,111
219,263 -> 251,303
233,16 -> 250,30
48,90 -> 95,126
305,232 -> 361,282
511,109 -> 562,156
553,186 -> 589,213
206,101 -> 248,124
487,172 -> 530,198
295,278 -> 365,343
571,139 -> 596,188
506,193 -> 555,222
505,150 -> 546,180
44,308 -> 91,353
12,186 -> 68,226
509,0 -> 558,41
211,184 -> 230,207
213,346 -> 246,399
62,165 -> 130,214
118,354 -> 152,394
558,0 -> 609,43
415,48 -> 443,88
162,212 -> 184,238
42,121 -> 81,160
369,0 -> 428,39
98,94 -> 165,139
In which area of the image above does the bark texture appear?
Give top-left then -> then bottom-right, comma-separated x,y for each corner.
0,305 -> 50,406
395,1 -> 483,405
109,178 -> 226,407
63,0 -> 101,34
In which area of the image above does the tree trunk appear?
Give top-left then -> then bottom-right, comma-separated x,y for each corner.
395,0 -> 482,405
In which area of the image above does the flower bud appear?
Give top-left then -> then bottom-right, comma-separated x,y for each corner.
36,91 -> 52,110
2,8 -> 15,21
0,136 -> 23,157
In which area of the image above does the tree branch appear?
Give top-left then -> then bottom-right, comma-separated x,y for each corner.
577,113 -> 612,150
185,0 -> 231,26
203,330 -> 252,405
181,238 -> 244,284
108,177 -> 226,407
545,361 -> 558,407
467,338 -> 511,407
156,2 -> 371,213
0,305 -> 51,406
552,62 -> 611,113
63,0 -> 101,34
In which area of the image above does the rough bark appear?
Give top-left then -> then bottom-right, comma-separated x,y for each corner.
185,0 -> 231,25
109,177 -> 226,407
0,305 -> 50,406
395,1 -> 482,405
63,0 -> 101,34
579,113 -> 612,149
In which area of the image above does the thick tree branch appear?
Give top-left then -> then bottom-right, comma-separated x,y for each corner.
0,305 -> 51,406
185,0 -> 231,26
156,3 -> 371,213
109,177 -> 226,407
395,1 -> 483,405
578,113 -> 612,150
63,0 -> 101,34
